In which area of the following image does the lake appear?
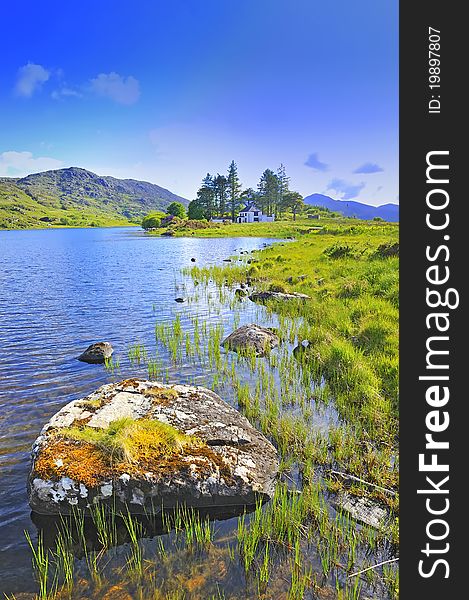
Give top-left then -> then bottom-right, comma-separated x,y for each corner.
0,227 -> 283,594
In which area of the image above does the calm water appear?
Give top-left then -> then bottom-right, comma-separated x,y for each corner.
0,227 -> 282,593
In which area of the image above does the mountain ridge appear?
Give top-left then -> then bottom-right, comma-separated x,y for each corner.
0,167 -> 188,229
304,193 -> 399,222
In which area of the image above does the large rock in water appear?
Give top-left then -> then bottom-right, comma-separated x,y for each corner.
222,324 -> 279,356
28,380 -> 279,515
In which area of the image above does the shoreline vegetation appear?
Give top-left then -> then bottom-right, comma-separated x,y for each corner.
16,216 -> 399,600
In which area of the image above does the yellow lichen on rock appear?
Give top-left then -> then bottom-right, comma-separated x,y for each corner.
34,439 -> 112,487
144,386 -> 179,405
59,417 -> 203,464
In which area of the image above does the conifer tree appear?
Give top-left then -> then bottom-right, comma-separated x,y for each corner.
227,160 -> 242,222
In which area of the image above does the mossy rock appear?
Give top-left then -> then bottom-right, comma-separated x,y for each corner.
28,380 -> 279,515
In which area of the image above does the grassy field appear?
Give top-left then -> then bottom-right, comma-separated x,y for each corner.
145,217 -> 328,238
144,215 -> 397,240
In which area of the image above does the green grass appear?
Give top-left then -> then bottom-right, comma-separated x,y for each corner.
188,219 -> 399,495
146,216 -> 326,238
59,417 -> 201,464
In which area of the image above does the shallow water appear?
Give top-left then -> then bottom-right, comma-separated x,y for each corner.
0,227 -> 288,594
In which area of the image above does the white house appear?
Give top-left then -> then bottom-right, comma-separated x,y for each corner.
236,203 -> 274,223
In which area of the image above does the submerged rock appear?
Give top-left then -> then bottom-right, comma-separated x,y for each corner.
249,291 -> 311,303
78,342 -> 113,364
333,493 -> 389,530
234,288 -> 248,298
28,380 -> 279,515
222,324 -> 279,356
174,297 -> 186,303
292,340 -> 311,359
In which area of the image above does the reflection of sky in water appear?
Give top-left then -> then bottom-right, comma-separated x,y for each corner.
0,227 -> 338,594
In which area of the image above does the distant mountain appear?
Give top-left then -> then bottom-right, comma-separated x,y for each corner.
0,167 -> 188,229
304,193 -> 399,222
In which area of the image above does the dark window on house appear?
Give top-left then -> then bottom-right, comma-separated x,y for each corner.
254,211 -> 259,216
254,217 -> 259,221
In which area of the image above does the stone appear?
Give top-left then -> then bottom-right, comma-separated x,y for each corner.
248,291 -> 310,303
287,275 -> 307,284
234,288 -> 248,298
191,257 -> 196,262
78,342 -> 113,364
221,324 -> 279,356
28,380 -> 279,515
292,340 -> 310,359
174,297 -> 186,303
333,492 -> 389,530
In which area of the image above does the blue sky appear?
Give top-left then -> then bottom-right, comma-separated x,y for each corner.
0,0 -> 398,205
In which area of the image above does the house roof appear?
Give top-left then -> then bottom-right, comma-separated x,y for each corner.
240,203 -> 261,213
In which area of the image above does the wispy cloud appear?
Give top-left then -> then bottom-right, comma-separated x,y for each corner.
0,151 -> 63,177
304,153 -> 329,172
15,63 -> 50,97
90,72 -> 140,105
51,86 -> 83,100
353,162 -> 384,174
14,65 -> 140,106
326,178 -> 365,200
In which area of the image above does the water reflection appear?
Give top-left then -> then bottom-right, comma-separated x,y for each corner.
31,504 -> 255,556
0,227 -> 279,593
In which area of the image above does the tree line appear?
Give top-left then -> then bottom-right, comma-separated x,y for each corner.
188,161 -> 305,221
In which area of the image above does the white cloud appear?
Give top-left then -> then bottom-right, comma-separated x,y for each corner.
51,86 -> 83,100
90,72 -> 140,105
15,63 -> 50,97
0,151 -> 64,177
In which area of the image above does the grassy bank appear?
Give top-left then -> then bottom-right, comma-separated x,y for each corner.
145,217 -> 327,238
189,220 -> 399,497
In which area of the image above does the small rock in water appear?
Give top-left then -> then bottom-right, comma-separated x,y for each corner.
234,288 -> 248,298
293,340 -> 310,359
333,492 -> 389,530
222,324 -> 279,357
249,291 -> 310,303
223,258 -> 232,262
191,258 -> 196,262
78,342 -> 113,364
174,297 -> 186,303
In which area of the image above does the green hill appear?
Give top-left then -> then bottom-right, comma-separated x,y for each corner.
0,167 -> 188,229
